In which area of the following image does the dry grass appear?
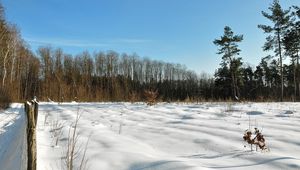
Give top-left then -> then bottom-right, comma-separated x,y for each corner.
63,108 -> 89,170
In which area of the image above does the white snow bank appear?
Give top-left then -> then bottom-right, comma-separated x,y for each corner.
0,103 -> 27,170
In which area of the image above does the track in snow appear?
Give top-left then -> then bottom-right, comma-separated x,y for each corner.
0,104 -> 27,170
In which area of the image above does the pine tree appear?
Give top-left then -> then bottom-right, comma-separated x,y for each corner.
258,0 -> 291,101
214,26 -> 243,100
283,6 -> 300,100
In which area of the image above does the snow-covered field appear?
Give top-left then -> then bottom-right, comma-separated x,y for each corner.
1,102 -> 300,169
35,102 -> 300,170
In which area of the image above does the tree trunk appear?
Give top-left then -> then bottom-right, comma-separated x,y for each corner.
10,55 -> 15,84
277,30 -> 283,102
10,38 -> 17,84
297,52 -> 299,100
229,58 -> 238,100
231,72 -> 236,98
2,46 -> 10,87
293,58 -> 296,102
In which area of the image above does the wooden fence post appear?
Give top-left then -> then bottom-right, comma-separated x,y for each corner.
32,100 -> 38,125
24,100 -> 38,170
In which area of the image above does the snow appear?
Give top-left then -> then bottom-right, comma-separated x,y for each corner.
0,103 -> 27,170
35,102 -> 300,170
1,102 -> 300,169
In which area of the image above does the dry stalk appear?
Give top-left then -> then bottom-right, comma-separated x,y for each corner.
50,119 -> 65,147
63,107 -> 90,170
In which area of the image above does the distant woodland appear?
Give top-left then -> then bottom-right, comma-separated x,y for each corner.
0,1 -> 300,102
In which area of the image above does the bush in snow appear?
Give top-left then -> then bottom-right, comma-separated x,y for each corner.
243,127 -> 267,151
129,91 -> 139,103
0,87 -> 11,109
144,89 -> 159,106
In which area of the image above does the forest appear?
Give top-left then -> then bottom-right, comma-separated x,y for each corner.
0,0 -> 300,102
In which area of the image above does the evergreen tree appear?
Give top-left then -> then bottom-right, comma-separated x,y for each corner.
283,6 -> 300,100
213,26 -> 243,99
254,65 -> 264,99
241,66 -> 255,99
258,0 -> 291,101
214,61 -> 231,99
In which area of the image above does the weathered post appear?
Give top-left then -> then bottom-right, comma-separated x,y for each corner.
32,99 -> 39,125
25,99 -> 38,170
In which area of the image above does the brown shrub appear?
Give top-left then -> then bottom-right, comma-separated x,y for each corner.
243,127 -> 267,151
0,87 -> 11,109
129,91 -> 139,103
144,89 -> 158,106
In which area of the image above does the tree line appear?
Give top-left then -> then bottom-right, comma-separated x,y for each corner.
0,4 -> 40,102
214,0 -> 300,101
0,1 -> 299,102
36,47 -> 209,102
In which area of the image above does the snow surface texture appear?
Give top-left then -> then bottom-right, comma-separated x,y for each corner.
0,103 -> 27,170
36,102 -> 300,169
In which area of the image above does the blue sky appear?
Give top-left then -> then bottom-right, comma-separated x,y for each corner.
1,0 -> 299,74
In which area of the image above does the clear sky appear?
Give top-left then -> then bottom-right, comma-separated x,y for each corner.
1,0 -> 299,74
